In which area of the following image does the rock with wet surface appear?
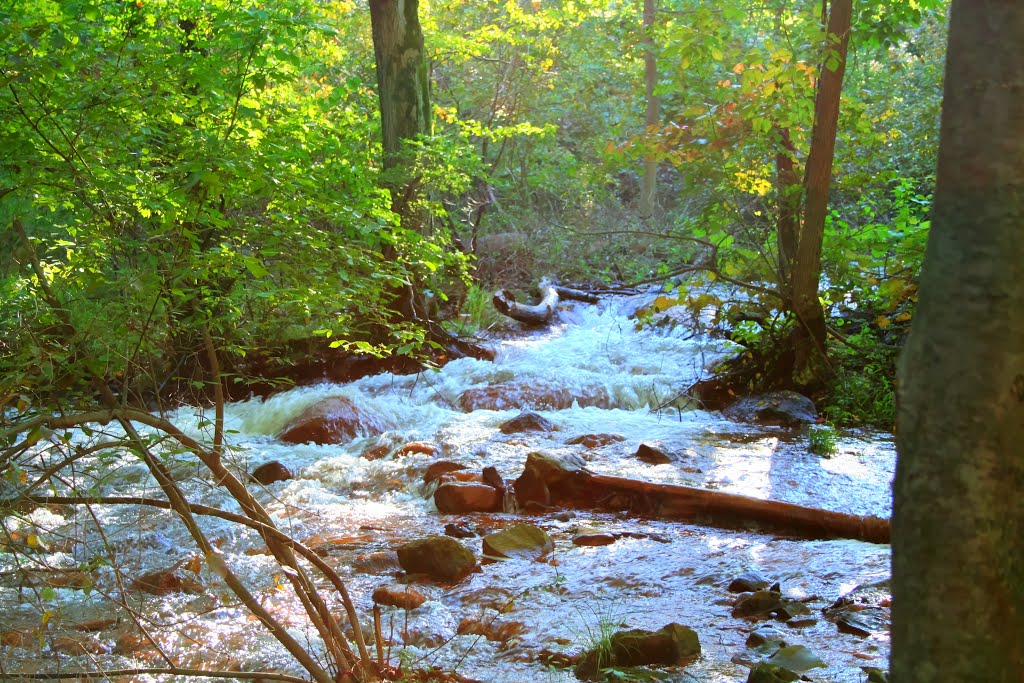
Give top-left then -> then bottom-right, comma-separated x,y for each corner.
732,590 -> 784,619
250,461 -> 293,485
459,380 -> 573,411
131,566 -> 204,596
634,442 -> 679,465
823,579 -> 891,637
747,662 -> 800,683
372,584 -> 426,610
723,391 -> 818,427
566,433 -> 626,448
729,571 -> 773,593
499,410 -> 557,434
575,623 -> 701,680
423,461 -> 469,484
396,536 -> 477,583
434,482 -> 503,514
766,645 -> 826,673
278,396 -> 388,444
482,523 -> 553,560
572,530 -> 617,546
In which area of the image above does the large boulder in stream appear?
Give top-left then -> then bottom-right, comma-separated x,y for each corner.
460,380 -> 610,412
396,536 -> 477,583
434,482 -> 503,514
575,623 -> 701,680
723,391 -> 818,427
278,396 -> 388,445
499,411 -> 557,434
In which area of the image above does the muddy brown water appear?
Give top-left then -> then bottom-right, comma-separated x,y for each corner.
1,294 -> 893,682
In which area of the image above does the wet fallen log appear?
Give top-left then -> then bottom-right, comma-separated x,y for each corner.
493,286 -> 560,325
513,451 -> 890,544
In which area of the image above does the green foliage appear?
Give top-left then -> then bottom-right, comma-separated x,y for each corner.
825,329 -> 899,428
0,0 -> 467,409
807,424 -> 839,457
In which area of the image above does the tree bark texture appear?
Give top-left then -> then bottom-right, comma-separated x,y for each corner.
892,3 -> 1024,681
639,0 -> 659,217
368,0 -> 432,172
787,0 -> 852,390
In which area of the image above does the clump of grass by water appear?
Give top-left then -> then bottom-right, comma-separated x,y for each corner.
807,424 -> 839,457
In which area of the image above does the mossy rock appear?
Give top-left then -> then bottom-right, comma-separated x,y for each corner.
575,623 -> 700,680
396,536 -> 476,582
482,523 -> 554,560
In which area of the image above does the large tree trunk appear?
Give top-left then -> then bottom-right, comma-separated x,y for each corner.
369,0 -> 431,175
892,3 -> 1024,681
639,0 -> 659,218
786,0 -> 852,390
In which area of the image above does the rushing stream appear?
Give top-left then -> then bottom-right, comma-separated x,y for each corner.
2,293 -> 894,682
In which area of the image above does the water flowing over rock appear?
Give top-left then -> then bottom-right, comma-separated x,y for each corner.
372,584 -> 427,610
130,566 -> 204,596
499,410 -> 556,434
278,396 -> 388,444
396,536 -> 477,582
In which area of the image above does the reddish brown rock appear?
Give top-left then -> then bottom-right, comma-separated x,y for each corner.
372,584 -> 427,610
566,433 -> 626,448
131,567 -> 204,596
353,551 -> 402,575
51,635 -> 109,656
396,536 -> 477,582
251,461 -> 293,485
572,532 -> 617,547
399,441 -> 437,457
424,461 -> 469,484
434,482 -> 503,514
278,396 -> 388,445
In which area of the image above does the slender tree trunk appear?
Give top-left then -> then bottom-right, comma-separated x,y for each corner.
639,0 -> 659,218
892,3 -> 1024,681
774,126 -> 800,309
787,0 -> 851,390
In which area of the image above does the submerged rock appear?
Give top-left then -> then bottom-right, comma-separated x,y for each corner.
565,433 -> 626,448
499,410 -> 557,434
575,623 -> 701,680
434,482 -> 503,514
423,461 -> 469,484
396,536 -> 477,583
250,461 -> 293,485
482,523 -> 553,560
131,567 -> 204,596
723,391 -> 818,427
732,590 -> 785,619
278,396 -> 388,444
460,380 -> 573,411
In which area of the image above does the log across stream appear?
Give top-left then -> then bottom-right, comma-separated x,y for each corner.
1,291 -> 895,683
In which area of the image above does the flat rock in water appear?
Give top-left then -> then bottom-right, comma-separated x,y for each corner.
575,623 -> 701,680
460,380 -> 573,411
352,551 -> 401,575
732,590 -> 784,619
251,461 -> 292,485
499,411 -> 557,434
434,482 -> 503,514
131,567 -> 204,596
766,645 -> 826,673
482,523 -> 553,560
396,536 -> 477,583
572,531 -> 617,546
278,396 -> 388,445
723,391 -> 818,427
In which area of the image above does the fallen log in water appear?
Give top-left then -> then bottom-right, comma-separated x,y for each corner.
493,286 -> 560,325
513,451 -> 890,544
493,282 -> 601,325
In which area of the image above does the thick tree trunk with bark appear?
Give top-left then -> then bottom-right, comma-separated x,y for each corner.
369,0 -> 431,174
786,0 -> 851,390
892,3 -> 1024,681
